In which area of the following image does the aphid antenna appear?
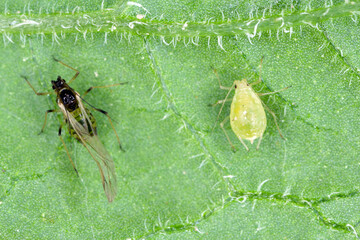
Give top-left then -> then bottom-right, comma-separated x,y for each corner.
249,55 -> 264,86
21,75 -> 53,95
52,56 -> 80,84
211,64 -> 241,84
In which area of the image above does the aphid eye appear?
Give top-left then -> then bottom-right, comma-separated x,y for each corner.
234,85 -> 237,89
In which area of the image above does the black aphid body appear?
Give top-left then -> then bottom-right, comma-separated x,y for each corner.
23,60 -> 121,202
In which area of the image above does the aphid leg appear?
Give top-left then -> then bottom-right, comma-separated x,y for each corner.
53,57 -> 79,84
238,137 -> 250,151
220,116 -> 237,152
261,102 -> 285,139
82,82 -> 128,97
21,75 -> 52,95
249,56 -> 264,86
208,98 -> 232,107
256,135 -> 263,150
212,81 -> 236,130
39,109 -> 60,134
58,125 -> 79,176
93,108 -> 125,152
213,68 -> 231,90
257,86 -> 291,96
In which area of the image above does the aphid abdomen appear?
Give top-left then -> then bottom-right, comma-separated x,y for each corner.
230,86 -> 266,143
68,108 -> 97,140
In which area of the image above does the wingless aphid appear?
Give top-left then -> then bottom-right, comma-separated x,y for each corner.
22,58 -> 126,202
211,57 -> 290,151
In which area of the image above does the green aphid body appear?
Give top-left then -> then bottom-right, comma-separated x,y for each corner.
230,79 -> 266,144
213,58 -> 288,151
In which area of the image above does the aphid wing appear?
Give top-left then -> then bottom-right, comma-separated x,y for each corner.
81,132 -> 118,202
63,98 -> 118,202
76,93 -> 96,135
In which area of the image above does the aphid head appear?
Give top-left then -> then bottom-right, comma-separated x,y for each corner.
234,79 -> 248,90
51,76 -> 67,90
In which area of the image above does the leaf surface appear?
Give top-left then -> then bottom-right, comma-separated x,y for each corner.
0,0 -> 359,239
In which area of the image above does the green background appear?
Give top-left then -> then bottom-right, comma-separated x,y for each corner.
0,0 -> 360,239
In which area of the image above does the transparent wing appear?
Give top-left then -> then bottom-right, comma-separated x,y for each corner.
59,98 -> 117,202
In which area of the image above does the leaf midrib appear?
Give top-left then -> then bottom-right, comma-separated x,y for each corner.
1,2 -> 358,36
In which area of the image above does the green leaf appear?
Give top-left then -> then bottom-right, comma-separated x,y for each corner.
1,0 -> 359,239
